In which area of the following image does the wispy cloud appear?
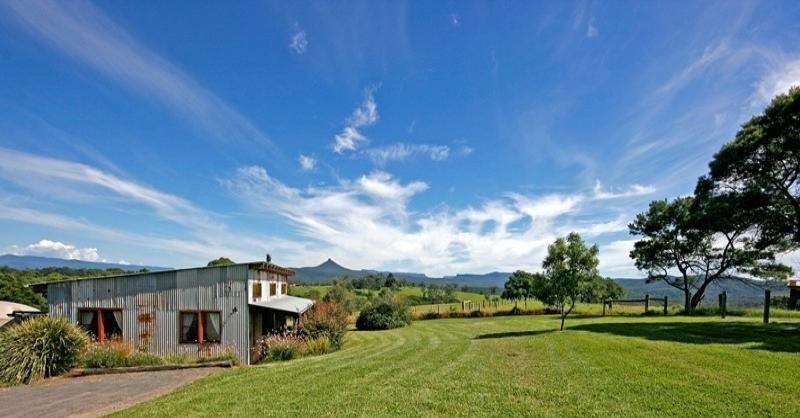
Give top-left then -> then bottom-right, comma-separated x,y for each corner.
225,166 -> 646,276
449,13 -> 461,28
7,239 -> 102,262
0,148 -> 313,266
333,87 -> 379,153
0,147 -> 216,232
298,154 -> 316,171
365,143 -> 450,164
586,18 -> 598,38
289,29 -> 308,54
1,0 -> 275,151
592,180 -> 656,200
753,58 -> 800,105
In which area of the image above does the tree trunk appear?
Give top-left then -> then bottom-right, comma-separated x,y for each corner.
690,279 -> 713,311
684,288 -> 691,314
560,313 -> 566,331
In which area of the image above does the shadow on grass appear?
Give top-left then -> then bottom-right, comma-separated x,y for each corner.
474,329 -> 556,340
570,321 -> 800,353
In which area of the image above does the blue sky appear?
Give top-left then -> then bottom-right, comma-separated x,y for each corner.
1,1 -> 799,277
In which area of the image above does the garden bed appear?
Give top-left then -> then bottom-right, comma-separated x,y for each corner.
69,360 -> 233,377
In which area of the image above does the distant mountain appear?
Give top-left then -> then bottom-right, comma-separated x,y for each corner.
0,254 -> 168,272
440,272 -> 509,288
292,259 -> 430,283
290,258 -> 789,307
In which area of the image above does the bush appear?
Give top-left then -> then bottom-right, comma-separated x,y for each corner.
302,301 -> 349,349
356,296 -> 411,330
252,334 -> 305,362
0,317 -> 88,385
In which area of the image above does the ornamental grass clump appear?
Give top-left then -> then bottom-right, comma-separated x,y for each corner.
81,340 -> 164,368
0,317 -> 88,385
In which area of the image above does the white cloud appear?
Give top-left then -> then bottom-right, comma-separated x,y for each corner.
225,166 -> 639,276
586,19 -> 598,38
449,13 -> 461,27
592,180 -> 656,200
333,88 -> 379,153
754,58 -> 800,105
289,30 -> 308,54
8,239 -> 102,262
1,0 -> 274,151
298,154 -> 316,171
0,150 -> 311,267
365,143 -> 451,164
598,240 -> 639,277
0,147 -> 216,232
334,127 -> 367,154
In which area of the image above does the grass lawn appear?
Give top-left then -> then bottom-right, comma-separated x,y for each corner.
115,315 -> 800,417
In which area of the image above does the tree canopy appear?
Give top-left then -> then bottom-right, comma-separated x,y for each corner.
698,86 -> 800,249
207,257 -> 235,267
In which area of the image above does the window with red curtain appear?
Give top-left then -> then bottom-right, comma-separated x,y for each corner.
78,308 -> 122,341
180,311 -> 221,343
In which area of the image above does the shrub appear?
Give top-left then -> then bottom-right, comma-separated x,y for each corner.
0,317 -> 88,385
302,301 -> 349,349
356,295 -> 411,330
301,336 -> 332,356
252,334 -> 306,362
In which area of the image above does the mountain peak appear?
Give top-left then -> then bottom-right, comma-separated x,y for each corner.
318,258 -> 343,268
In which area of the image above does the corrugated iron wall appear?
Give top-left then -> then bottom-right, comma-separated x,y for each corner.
47,264 -> 251,364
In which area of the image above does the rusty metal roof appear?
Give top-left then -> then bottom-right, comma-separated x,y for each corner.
29,261 -> 295,288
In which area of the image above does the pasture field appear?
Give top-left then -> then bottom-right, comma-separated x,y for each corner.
115,314 -> 800,417
290,284 -> 488,305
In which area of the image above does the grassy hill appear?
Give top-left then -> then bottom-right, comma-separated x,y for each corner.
114,315 -> 800,416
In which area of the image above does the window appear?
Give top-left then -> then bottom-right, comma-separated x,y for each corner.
180,311 -> 221,344
252,282 -> 262,300
269,283 -> 276,296
281,283 -> 287,295
78,309 -> 122,341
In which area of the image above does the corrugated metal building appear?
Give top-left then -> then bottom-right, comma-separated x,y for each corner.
33,262 -> 314,364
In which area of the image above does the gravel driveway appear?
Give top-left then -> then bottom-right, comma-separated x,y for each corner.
0,367 -> 222,417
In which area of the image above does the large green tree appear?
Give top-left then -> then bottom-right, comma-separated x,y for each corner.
538,232 -> 599,330
697,86 -> 800,248
629,196 -> 789,313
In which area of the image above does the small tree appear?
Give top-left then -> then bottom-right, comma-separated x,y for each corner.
538,233 -> 599,331
207,257 -> 235,267
502,270 -> 536,309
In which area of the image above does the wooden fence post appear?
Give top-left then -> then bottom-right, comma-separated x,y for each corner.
644,294 -> 649,313
721,291 -> 727,319
764,289 -> 771,324
663,297 -> 668,315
